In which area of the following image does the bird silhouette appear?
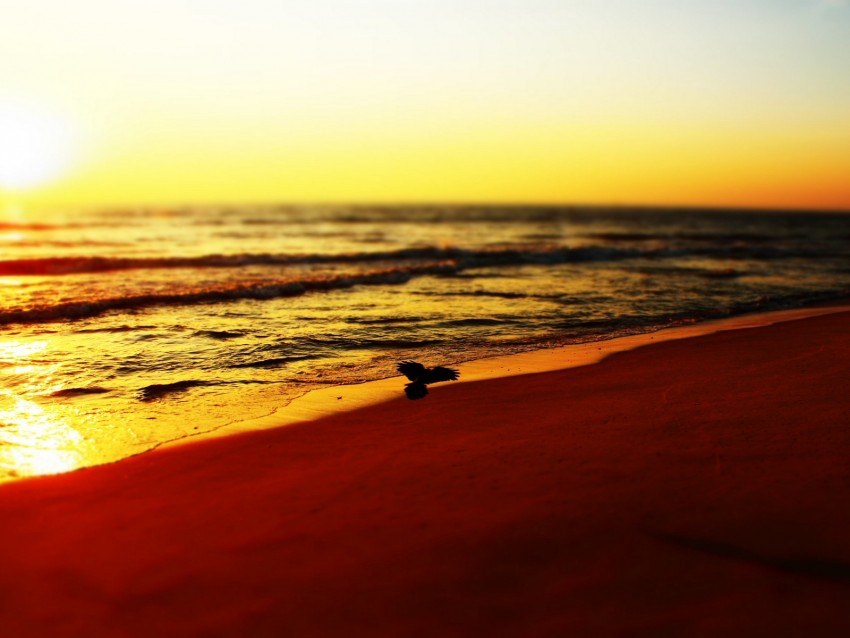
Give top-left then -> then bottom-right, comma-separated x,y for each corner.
397,360 -> 459,400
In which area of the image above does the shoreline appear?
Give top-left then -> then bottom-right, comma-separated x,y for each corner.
188,302 -> 850,445
2,303 -> 846,485
1,307 -> 849,635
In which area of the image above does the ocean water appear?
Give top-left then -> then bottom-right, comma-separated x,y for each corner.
1,204 -> 849,480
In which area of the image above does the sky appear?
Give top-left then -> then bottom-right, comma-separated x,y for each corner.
1,0 -> 849,209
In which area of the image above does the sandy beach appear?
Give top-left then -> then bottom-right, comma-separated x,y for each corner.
1,309 -> 850,636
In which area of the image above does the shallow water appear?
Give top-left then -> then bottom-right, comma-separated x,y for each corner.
1,205 -> 848,479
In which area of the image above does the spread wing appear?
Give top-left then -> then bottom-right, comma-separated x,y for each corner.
397,360 -> 426,381
404,381 -> 428,400
427,366 -> 459,383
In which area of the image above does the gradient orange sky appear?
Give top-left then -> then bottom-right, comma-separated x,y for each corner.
1,0 -> 849,209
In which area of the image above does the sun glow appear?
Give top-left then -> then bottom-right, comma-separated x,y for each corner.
2,3 -> 850,208
0,98 -> 76,191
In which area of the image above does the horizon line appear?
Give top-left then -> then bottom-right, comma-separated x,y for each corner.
6,198 -> 849,216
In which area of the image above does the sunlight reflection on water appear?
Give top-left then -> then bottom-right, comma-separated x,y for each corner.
0,390 -> 85,477
0,339 -> 87,478
0,329 -> 298,481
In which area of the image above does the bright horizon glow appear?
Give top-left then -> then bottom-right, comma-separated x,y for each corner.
0,98 -> 76,191
2,1 -> 849,210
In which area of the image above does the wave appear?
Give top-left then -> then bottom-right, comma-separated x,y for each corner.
584,231 -> 780,243
137,377 -> 285,400
49,386 -> 111,398
698,268 -> 744,280
230,354 -> 322,369
444,318 -> 507,327
302,337 -> 446,350
0,222 -> 64,231
138,380 -> 209,402
633,265 -> 747,280
0,265 -> 455,326
432,290 -> 532,300
0,243 -> 844,326
0,242 -> 838,277
193,329 -> 246,340
75,324 -> 158,334
0,246 -> 622,276
344,316 -> 428,325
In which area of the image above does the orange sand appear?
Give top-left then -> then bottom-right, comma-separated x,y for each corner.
1,311 -> 850,636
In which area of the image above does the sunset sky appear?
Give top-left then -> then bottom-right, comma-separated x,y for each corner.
1,0 -> 849,209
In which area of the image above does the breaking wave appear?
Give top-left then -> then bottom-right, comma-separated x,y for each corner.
0,245 -> 642,276
1,238 -> 843,279
137,380 -> 210,402
2,238 -> 847,327
0,264 -> 454,326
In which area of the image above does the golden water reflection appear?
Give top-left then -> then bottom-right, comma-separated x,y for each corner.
0,339 -> 88,479
0,339 -> 48,360
0,331 -> 289,482
0,390 -> 86,477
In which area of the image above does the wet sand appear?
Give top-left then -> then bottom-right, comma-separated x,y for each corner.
1,310 -> 849,636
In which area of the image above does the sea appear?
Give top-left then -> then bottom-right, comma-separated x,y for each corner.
1,204 -> 849,480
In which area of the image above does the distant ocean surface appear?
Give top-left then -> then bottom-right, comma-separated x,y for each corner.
1,205 -> 849,480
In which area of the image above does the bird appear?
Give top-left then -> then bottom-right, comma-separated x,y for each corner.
397,360 -> 459,400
